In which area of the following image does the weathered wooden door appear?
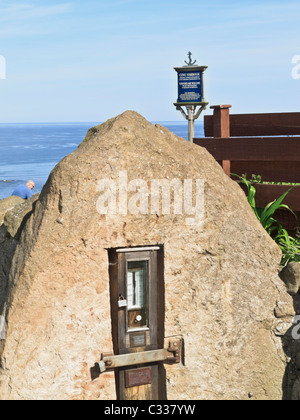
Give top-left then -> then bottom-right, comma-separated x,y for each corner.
108,247 -> 165,400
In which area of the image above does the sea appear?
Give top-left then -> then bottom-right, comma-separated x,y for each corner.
0,121 -> 204,200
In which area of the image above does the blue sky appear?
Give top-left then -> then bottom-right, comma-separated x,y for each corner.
0,0 -> 299,122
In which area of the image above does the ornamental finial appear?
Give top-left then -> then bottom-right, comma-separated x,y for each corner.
184,52 -> 197,66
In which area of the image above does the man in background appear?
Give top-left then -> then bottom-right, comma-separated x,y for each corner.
12,180 -> 35,200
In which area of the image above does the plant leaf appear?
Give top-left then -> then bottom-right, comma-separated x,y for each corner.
259,188 -> 294,226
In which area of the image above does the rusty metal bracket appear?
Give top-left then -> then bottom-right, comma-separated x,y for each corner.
98,339 -> 183,373
166,339 -> 181,364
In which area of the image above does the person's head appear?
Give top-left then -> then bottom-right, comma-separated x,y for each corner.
26,180 -> 35,190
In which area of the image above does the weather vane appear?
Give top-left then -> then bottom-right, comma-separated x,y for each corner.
184,52 -> 197,67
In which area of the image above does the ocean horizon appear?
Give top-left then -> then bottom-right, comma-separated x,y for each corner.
0,121 -> 204,200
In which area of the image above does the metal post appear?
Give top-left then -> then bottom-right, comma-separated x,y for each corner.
187,106 -> 195,143
176,104 -> 207,143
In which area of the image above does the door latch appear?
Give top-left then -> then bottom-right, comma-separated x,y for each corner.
98,339 -> 183,374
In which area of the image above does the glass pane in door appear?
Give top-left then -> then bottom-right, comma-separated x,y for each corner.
127,261 -> 148,330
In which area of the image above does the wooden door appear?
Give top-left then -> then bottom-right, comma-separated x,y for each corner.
108,247 -> 165,400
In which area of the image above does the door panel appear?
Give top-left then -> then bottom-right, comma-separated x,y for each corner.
108,247 -> 164,400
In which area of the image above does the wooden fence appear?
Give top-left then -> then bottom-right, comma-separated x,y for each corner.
194,105 -> 300,234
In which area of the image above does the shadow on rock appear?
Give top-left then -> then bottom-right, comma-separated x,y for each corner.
280,264 -> 300,400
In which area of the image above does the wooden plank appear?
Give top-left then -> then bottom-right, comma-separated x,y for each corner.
239,184 -> 300,211
108,249 -> 119,355
276,210 -> 300,234
230,113 -> 300,137
204,115 -> 214,137
231,161 -> 300,184
204,112 -> 300,137
253,184 -> 300,211
194,137 -> 300,161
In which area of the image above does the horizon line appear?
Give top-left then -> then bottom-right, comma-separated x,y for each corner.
0,120 -> 205,125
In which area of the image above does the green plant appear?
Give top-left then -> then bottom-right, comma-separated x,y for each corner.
241,173 -> 300,186
233,173 -> 295,235
275,229 -> 300,267
232,174 -> 300,266
246,173 -> 262,184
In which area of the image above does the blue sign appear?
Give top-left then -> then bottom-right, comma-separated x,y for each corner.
177,70 -> 203,104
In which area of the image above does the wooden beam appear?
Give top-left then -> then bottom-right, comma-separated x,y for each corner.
231,161 -> 300,184
222,160 -> 231,177
239,184 -> 300,211
194,137 -> 300,162
210,105 -> 232,137
204,112 -> 300,138
210,105 -> 232,177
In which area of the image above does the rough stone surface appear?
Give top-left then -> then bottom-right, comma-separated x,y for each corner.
0,195 -> 40,310
0,111 -> 295,400
0,196 -> 24,225
3,194 -> 39,239
280,262 -> 300,296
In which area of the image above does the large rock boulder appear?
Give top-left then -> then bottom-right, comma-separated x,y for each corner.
280,263 -> 300,296
0,111 -> 295,400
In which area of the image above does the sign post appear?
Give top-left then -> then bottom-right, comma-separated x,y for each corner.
174,52 -> 209,142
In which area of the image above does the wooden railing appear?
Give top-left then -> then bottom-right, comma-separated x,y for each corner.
194,105 -> 300,233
